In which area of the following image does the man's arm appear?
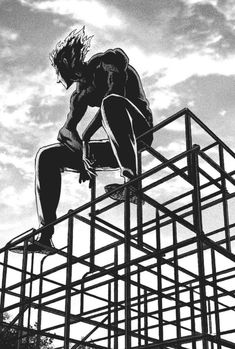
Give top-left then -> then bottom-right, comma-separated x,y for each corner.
102,49 -> 128,97
82,109 -> 102,142
58,90 -> 88,152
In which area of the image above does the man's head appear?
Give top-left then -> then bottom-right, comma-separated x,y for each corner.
49,27 -> 93,89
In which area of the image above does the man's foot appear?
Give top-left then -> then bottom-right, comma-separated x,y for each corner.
10,238 -> 55,255
104,183 -> 145,205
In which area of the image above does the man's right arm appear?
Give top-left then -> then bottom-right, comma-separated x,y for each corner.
63,90 -> 88,132
57,90 -> 88,152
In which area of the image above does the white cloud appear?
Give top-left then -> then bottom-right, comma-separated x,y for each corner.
216,0 -> 235,21
150,88 -> 180,110
0,67 -> 64,129
157,141 -> 186,155
0,151 -> 34,178
156,53 -> 235,87
0,184 -> 34,213
125,44 -> 235,112
182,0 -> 218,6
0,27 -> 19,41
219,109 -> 227,117
19,0 -> 124,29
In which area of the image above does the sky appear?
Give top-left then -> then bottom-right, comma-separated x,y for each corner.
1,0 -> 235,246
1,0 -> 235,346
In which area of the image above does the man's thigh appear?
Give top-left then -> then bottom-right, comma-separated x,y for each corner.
39,143 -> 82,172
124,98 -> 153,146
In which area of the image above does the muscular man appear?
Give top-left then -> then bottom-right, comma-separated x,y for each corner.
30,27 -> 153,252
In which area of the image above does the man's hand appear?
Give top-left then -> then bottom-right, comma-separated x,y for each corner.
81,141 -> 97,186
57,126 -> 82,152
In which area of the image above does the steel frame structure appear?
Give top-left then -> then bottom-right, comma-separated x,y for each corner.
1,108 -> 235,348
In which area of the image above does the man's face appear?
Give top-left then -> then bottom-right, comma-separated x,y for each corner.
56,60 -> 87,90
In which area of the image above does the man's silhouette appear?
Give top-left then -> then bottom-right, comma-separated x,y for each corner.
30,27 -> 153,252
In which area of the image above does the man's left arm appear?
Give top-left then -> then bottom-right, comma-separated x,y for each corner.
102,48 -> 128,97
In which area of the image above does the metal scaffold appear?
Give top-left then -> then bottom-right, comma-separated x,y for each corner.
1,108 -> 235,349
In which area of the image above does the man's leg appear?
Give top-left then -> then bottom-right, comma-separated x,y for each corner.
101,94 -> 152,179
35,143 -> 83,243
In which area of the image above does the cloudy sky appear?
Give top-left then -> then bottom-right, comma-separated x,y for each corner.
1,0 -> 235,246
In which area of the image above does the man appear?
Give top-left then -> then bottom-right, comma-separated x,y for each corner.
30,27 -> 153,252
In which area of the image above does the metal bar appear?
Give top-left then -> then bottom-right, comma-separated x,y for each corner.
144,290 -> 148,346
191,145 -> 208,349
199,167 -> 224,191
137,151 -> 143,246
131,333 -> 204,349
36,254 -> 48,349
219,144 -> 231,251
173,221 -> 181,344
200,150 -> 235,186
207,299 -> 214,349
124,186 -> 131,349
64,216 -> 73,349
90,177 -> 96,271
108,282 -> 111,349
156,209 -> 163,343
137,266 -> 142,347
0,250 -> 8,326
143,143 -> 191,184
17,239 -> 28,349
26,249 -> 35,348
187,108 -> 235,159
136,107 -> 188,141
185,112 -> 193,181
189,284 -> 196,349
114,246 -> 119,349
211,249 -> 221,347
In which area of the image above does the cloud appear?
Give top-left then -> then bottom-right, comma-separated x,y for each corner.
0,66 -> 64,131
0,26 -> 27,59
182,0 -> 217,5
0,27 -> 19,41
0,185 -> 34,213
126,43 -> 235,112
19,0 -> 125,29
150,88 -> 180,110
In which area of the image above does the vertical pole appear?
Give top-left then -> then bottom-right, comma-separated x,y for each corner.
156,209 -> 163,343
137,267 -> 142,347
137,151 -> 143,246
0,250 -> 9,326
211,249 -> 221,348
191,145 -> 208,349
207,299 -> 214,349
144,290 -> 148,346
90,177 -> 96,271
114,247 -> 119,349
124,186 -> 131,349
185,112 -> 193,182
26,251 -> 35,347
64,216 -> 73,349
219,145 -> 231,252
173,221 -> 181,344
36,256 -> 46,349
189,284 -> 196,349
108,282 -> 111,349
17,240 -> 28,349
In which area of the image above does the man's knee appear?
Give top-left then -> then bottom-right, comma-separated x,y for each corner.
35,145 -> 56,169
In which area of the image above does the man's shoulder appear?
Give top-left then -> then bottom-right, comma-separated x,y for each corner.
88,48 -> 129,71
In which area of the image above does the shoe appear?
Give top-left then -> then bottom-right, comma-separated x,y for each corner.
104,183 -> 145,205
10,238 -> 55,255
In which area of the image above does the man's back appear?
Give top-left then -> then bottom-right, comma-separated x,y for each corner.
86,48 -> 153,127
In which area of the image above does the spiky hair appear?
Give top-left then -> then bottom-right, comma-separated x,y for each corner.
49,26 -> 93,70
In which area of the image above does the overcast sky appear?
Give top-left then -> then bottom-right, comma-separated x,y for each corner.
1,0 -> 235,246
